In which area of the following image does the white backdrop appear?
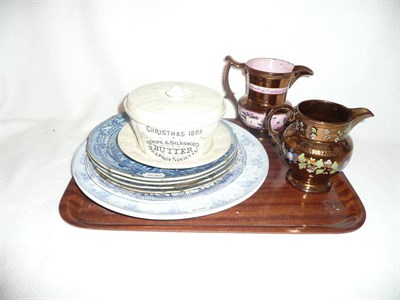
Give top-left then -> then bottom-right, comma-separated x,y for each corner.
1,1 -> 399,299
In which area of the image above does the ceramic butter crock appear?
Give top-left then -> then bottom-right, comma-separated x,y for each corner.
123,82 -> 226,168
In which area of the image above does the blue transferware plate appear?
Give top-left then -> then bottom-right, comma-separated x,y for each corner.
72,121 -> 269,220
86,142 -> 244,196
88,143 -> 238,186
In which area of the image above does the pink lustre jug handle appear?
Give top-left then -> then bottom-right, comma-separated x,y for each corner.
265,104 -> 296,154
222,56 -> 247,117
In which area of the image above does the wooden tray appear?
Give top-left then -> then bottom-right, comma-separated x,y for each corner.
59,119 -> 366,233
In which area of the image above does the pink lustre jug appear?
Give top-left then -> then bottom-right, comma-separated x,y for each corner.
223,56 -> 313,131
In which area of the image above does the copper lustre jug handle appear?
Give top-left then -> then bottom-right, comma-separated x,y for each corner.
222,55 -> 247,117
265,104 -> 296,154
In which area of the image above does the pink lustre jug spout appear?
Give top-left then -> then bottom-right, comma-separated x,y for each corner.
289,65 -> 314,87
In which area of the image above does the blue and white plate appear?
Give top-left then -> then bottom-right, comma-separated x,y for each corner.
89,143 -> 238,186
86,142 -> 244,196
72,121 -> 269,220
88,148 -> 240,194
86,114 -> 238,182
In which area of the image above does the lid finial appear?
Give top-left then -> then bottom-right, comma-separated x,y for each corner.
165,84 -> 187,97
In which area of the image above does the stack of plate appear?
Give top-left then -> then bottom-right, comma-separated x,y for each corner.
86,113 -> 243,195
72,113 -> 269,220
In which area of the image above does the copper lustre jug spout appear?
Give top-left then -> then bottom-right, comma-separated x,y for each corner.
350,107 -> 374,129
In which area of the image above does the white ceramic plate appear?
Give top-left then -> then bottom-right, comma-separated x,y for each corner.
72,121 -> 269,220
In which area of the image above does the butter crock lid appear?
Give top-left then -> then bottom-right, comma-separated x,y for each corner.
124,81 -> 226,128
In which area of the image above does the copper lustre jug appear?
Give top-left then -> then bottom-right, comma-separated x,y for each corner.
222,56 -> 313,131
266,100 -> 374,193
